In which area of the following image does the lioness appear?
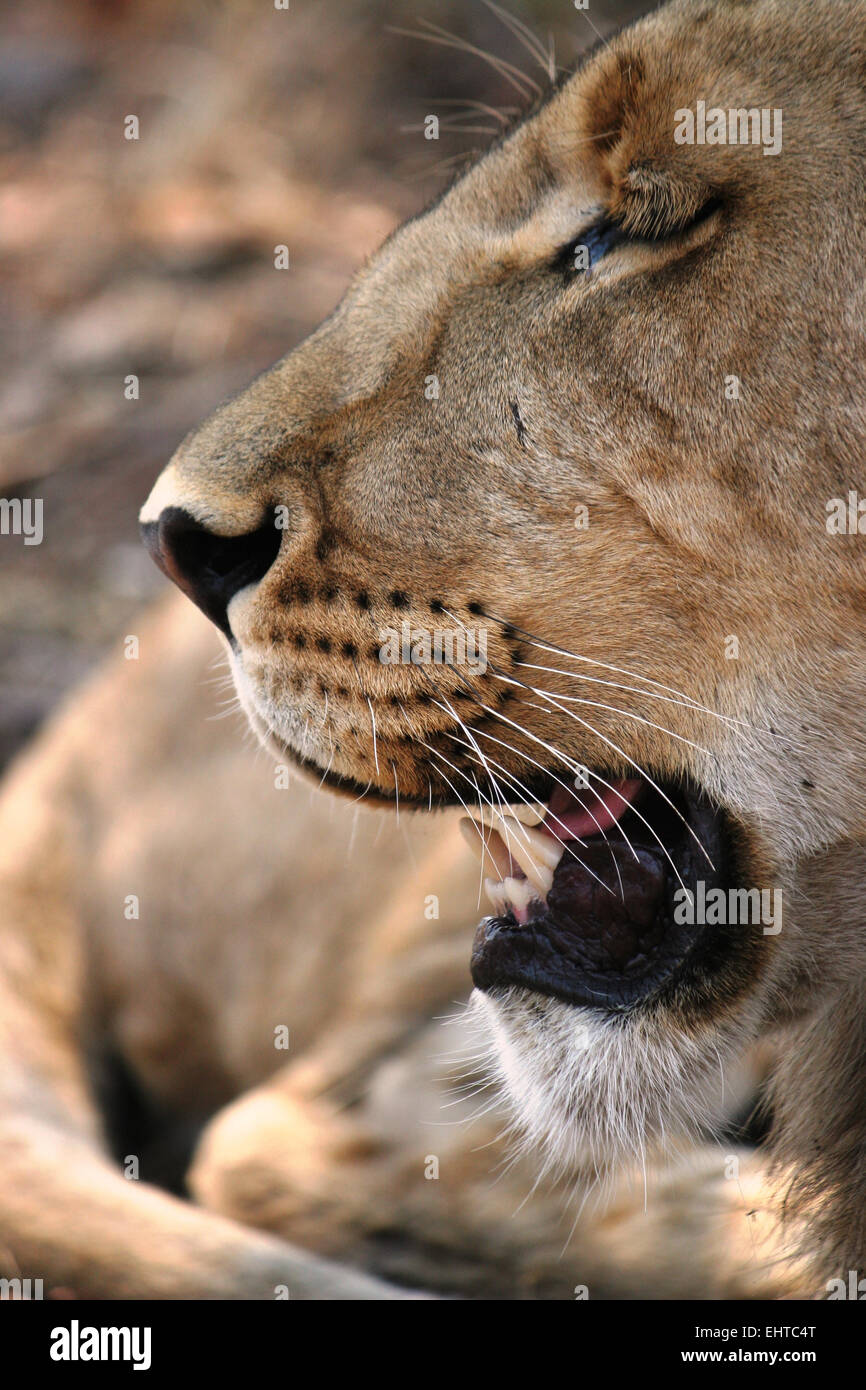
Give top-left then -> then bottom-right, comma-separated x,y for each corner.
139,0 -> 866,1289
0,0 -> 860,1301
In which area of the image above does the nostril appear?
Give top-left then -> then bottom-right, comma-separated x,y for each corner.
140,505 -> 282,638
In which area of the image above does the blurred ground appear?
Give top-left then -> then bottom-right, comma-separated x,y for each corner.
0,0 -> 645,770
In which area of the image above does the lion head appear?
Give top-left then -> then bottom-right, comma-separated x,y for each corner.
142,0 -> 866,1277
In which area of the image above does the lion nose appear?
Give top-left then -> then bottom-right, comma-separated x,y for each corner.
140,506 -> 282,638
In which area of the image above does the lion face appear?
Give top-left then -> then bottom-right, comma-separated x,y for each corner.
142,0 -> 866,1176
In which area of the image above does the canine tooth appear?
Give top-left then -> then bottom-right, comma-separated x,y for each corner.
460,817 -> 485,860
460,819 -> 512,880
500,819 -> 564,871
519,858 -> 554,899
500,825 -> 555,899
468,805 -> 504,836
484,877 -> 508,916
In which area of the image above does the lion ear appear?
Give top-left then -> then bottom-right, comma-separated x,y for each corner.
607,164 -> 713,240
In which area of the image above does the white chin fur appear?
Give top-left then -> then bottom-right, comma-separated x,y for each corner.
467,987 -> 744,1180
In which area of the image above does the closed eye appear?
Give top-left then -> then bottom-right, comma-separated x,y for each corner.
554,197 -> 722,276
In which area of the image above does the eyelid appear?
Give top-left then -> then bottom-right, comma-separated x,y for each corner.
556,195 -> 722,273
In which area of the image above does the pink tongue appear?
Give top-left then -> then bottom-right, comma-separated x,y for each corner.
543,778 -> 642,841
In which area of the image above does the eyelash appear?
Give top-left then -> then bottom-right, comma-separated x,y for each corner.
558,196 -> 722,274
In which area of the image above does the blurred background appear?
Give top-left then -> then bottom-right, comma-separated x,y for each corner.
0,0 -> 645,771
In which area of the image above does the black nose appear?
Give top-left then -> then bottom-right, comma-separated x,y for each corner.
140,506 -> 282,638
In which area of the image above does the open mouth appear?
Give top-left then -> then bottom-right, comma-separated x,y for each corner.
464,774 -> 732,1011
248,678 -> 737,1012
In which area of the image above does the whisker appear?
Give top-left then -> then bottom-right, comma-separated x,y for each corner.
365,695 -> 380,779
481,0 -> 554,79
431,96 -> 520,123
205,700 -> 243,722
496,673 -> 717,762
459,733 -> 630,898
467,766 -> 490,908
424,737 -> 553,897
352,779 -> 373,805
424,752 -> 490,853
421,739 -> 496,823
316,743 -> 335,790
447,733 -> 582,843
505,673 -> 714,873
430,613 -> 626,891
480,609 -> 758,732
472,695 -> 689,889
416,665 -> 527,866
400,121 -> 501,136
516,659 -> 746,730
387,20 -> 540,101
416,16 -> 543,96
456,738 -> 625,899
434,693 -> 522,866
439,610 -> 629,889
401,150 -> 481,184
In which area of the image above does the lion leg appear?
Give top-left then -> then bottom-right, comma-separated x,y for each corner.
0,1098 -> 404,1299
188,1024 -> 809,1299
0,720 -> 409,1300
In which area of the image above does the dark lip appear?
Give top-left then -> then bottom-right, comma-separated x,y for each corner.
263,735 -> 561,811
470,785 -> 739,1013
262,739 -> 432,810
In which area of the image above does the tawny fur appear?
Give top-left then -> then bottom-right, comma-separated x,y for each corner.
0,0 -> 863,1297
142,0 -> 866,1284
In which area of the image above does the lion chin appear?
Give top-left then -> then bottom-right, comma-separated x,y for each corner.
467,987 -> 746,1181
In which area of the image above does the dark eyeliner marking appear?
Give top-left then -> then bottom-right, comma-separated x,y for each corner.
553,219 -> 626,275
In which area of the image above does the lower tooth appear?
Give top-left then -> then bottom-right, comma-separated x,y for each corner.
503,876 -> 536,922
